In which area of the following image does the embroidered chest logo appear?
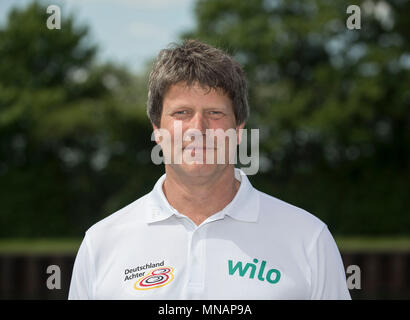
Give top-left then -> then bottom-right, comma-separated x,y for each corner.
228,258 -> 281,284
134,266 -> 175,290
123,261 -> 175,290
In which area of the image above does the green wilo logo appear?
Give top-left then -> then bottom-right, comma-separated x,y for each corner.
228,259 -> 281,284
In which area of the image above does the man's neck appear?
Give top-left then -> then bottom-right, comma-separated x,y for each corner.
162,166 -> 240,226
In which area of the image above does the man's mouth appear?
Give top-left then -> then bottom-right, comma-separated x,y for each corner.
183,146 -> 217,150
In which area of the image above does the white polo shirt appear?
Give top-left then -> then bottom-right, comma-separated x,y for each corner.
68,168 -> 351,300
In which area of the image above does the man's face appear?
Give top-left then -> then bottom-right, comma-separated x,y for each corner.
153,81 -> 244,178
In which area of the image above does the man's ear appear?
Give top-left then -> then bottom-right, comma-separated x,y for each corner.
236,122 -> 246,145
152,123 -> 161,144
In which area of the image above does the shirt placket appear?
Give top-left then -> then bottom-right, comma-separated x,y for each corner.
178,217 -> 207,299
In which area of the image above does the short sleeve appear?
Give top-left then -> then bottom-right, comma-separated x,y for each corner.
68,233 -> 95,300
308,225 -> 351,300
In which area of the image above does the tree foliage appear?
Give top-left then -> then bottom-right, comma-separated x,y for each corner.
0,2 -> 159,237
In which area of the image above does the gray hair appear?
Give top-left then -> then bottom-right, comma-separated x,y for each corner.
147,39 -> 249,127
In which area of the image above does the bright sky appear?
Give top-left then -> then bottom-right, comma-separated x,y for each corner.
0,0 -> 196,73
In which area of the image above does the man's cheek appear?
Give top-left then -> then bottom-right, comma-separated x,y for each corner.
206,128 -> 238,164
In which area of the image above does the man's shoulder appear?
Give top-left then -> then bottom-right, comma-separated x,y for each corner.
85,193 -> 150,237
256,189 -> 326,232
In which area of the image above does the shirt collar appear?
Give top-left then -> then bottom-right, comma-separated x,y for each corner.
145,168 -> 260,224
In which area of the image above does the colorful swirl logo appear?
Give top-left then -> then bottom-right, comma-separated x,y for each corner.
134,267 -> 175,290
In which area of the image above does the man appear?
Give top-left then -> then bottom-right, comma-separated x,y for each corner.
69,40 -> 351,300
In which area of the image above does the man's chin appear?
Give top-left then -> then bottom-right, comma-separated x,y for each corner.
169,162 -> 222,178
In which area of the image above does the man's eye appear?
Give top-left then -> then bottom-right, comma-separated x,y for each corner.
174,111 -> 187,115
208,111 -> 224,118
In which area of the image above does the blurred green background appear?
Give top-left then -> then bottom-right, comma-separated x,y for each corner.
0,0 -> 409,248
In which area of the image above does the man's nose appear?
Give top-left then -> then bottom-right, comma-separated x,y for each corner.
190,112 -> 207,134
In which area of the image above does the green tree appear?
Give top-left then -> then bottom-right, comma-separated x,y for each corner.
0,2 -> 159,237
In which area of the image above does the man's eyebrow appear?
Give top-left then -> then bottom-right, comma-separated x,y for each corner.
169,104 -> 229,109
203,105 -> 229,110
176,104 -> 194,108
168,104 -> 194,109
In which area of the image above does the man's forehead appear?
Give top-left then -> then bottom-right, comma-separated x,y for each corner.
165,81 -> 227,96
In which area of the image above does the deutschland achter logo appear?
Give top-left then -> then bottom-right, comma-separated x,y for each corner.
134,266 -> 175,290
